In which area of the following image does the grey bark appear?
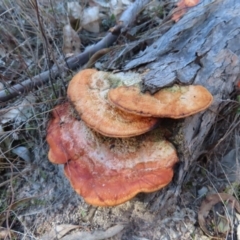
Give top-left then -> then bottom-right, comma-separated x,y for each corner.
103,0 -> 240,210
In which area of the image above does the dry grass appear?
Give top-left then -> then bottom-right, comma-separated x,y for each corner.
0,1 -> 69,239
180,102 -> 240,239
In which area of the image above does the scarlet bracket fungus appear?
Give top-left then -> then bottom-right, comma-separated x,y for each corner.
108,84 -> 213,118
67,69 -> 159,138
47,102 -> 178,207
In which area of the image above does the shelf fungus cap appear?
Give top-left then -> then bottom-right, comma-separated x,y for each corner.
47,103 -> 179,206
47,104 -> 70,164
67,69 -> 158,138
108,84 -> 213,118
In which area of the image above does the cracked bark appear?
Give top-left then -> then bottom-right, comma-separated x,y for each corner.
103,0 -> 240,210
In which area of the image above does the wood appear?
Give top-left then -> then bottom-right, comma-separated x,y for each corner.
0,0 -> 151,103
2,0 -> 239,212
101,0 -> 240,210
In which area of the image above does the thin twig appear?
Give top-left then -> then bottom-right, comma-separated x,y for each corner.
33,0 -> 58,98
0,0 -> 151,103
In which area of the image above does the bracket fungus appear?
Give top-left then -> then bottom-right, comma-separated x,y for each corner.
47,102 -> 179,206
108,84 -> 213,118
67,69 -> 159,138
47,69 -> 214,206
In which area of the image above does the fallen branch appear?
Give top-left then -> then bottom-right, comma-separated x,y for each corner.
134,0 -> 240,211
0,0 -> 151,103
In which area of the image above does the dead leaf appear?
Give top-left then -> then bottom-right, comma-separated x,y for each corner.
67,2 -> 82,31
63,25 -> 81,58
198,193 -> 240,238
216,214 -> 230,234
93,0 -> 132,16
67,2 -> 82,20
81,6 -> 100,33
68,2 -> 100,33
92,0 -> 110,8
172,0 -> 200,22
1,107 -> 22,124
121,0 -> 133,5
61,224 -> 125,240
41,224 -> 81,240
0,95 -> 35,124
110,0 -> 124,17
12,146 -> 31,162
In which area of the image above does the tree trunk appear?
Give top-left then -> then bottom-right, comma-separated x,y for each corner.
102,0 -> 240,211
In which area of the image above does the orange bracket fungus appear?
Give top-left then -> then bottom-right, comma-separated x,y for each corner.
67,69 -> 159,138
47,69 -> 213,206
47,102 -> 179,207
108,84 -> 213,118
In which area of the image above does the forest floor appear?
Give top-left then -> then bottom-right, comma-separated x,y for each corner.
0,0 -> 240,239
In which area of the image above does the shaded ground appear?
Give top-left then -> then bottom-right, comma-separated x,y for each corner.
2,115 -> 239,239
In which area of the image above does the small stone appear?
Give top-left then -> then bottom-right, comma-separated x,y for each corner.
197,186 -> 208,197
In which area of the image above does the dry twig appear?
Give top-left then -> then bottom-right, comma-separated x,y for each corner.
0,0 -> 151,103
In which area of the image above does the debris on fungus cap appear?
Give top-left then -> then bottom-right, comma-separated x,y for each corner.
108,84 -> 213,118
67,69 -> 159,138
47,102 -> 179,207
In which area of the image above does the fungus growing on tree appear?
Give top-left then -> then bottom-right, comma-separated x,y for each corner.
108,84 -> 213,118
47,69 -> 214,206
67,69 -> 159,138
47,102 -> 179,206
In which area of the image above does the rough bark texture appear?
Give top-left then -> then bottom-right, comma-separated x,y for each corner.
104,0 -> 240,211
